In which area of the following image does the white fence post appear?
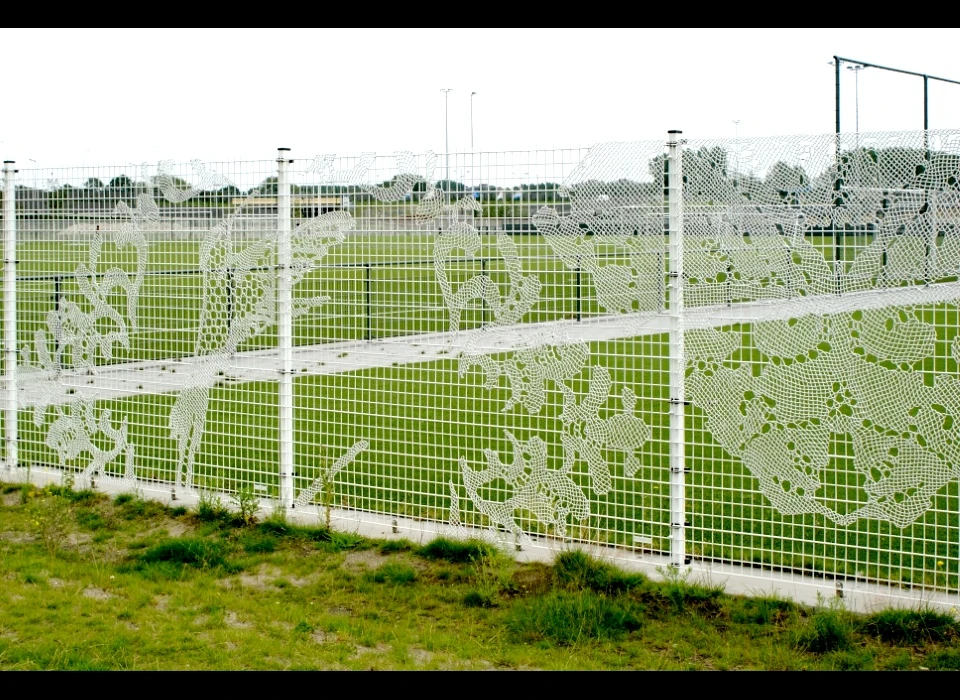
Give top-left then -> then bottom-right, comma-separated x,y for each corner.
666,131 -> 687,569
3,161 -> 16,476
277,148 -> 294,509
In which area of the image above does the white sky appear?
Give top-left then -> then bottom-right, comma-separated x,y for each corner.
3,28 -> 959,175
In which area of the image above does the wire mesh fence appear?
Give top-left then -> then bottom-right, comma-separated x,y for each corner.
681,131 -> 960,595
2,130 -> 959,604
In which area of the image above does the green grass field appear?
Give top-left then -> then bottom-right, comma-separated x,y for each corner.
4,485 -> 959,670
11,232 -> 870,360
15,235 -> 600,359
6,231 -> 960,594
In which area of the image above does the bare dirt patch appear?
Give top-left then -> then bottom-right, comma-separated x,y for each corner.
352,643 -> 390,659
311,630 -> 337,644
166,521 -> 189,538
237,564 -> 285,590
343,550 -> 385,573
409,647 -> 434,665
225,611 -> 252,629
68,533 -> 93,547
0,530 -> 33,544
82,586 -> 114,600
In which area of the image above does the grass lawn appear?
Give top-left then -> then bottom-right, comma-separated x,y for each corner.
1,482 -> 959,670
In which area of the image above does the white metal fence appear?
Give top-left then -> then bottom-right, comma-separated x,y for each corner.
3,130 -> 960,607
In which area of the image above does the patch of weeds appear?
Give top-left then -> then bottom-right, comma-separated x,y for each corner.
369,562 -> 417,586
27,493 -> 74,556
113,493 -> 135,506
258,506 -> 288,527
327,531 -> 367,551
379,539 -> 415,554
230,486 -> 260,527
506,590 -> 641,646
925,647 -> 960,670
657,567 -> 725,616
76,511 -> 108,531
170,506 -> 188,517
116,497 -> 167,521
463,590 -> 498,608
793,596 -> 856,654
255,519 -> 367,552
71,489 -> 101,505
1,483 -> 28,495
238,532 -> 277,554
462,550 -> 516,606
196,492 -> 233,526
273,578 -> 291,589
418,537 -> 494,563
880,650 -> 914,670
294,620 -> 314,634
128,531 -> 173,551
861,608 -> 958,644
118,499 -> 147,519
47,485 -> 99,505
255,517 -> 294,538
823,648 -> 874,670
552,550 -> 645,594
731,596 -> 797,626
137,537 -> 235,572
18,485 -> 39,504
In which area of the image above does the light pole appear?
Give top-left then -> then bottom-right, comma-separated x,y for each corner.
847,64 -> 866,148
470,91 -> 477,151
440,88 -> 452,187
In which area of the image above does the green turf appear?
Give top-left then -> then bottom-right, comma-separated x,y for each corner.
12,232 -> 884,362
14,235 -> 609,360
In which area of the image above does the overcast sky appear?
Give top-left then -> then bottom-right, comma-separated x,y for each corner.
3,28 -> 959,176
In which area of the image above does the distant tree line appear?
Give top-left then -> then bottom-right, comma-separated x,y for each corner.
7,146 -> 959,214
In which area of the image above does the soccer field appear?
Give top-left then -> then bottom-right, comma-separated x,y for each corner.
12,231 -> 873,358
